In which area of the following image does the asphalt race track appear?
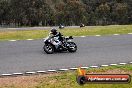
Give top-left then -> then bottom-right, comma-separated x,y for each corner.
0,35 -> 132,74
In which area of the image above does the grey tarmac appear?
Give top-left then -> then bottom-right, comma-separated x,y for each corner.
0,34 -> 132,74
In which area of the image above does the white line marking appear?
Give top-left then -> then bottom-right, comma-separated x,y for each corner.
9,40 -> 17,41
81,36 -> 86,37
81,67 -> 89,69
1,62 -> 130,77
129,62 -> 132,64
59,69 -> 69,71
113,34 -> 119,35
119,63 -> 127,65
110,64 -> 118,66
47,70 -> 57,72
95,35 -> 101,36
27,39 -> 33,40
90,66 -> 98,68
101,65 -> 109,67
1,74 -> 12,76
128,33 -> 132,34
25,72 -> 36,74
69,68 -> 78,70
13,73 -> 23,75
37,71 -> 46,73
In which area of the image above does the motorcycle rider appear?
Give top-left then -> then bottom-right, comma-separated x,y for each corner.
50,28 -> 65,48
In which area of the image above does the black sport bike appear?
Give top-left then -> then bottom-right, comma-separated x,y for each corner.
43,35 -> 77,54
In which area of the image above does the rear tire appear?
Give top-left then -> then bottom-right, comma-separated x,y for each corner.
43,44 -> 54,54
67,42 -> 77,52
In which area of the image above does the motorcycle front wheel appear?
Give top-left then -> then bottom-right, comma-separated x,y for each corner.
43,44 -> 54,54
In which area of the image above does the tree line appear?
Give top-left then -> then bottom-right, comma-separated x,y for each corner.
0,0 -> 132,27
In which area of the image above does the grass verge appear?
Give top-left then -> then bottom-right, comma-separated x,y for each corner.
0,25 -> 132,41
0,64 -> 132,88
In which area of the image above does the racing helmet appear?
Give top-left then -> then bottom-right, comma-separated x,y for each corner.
51,28 -> 57,35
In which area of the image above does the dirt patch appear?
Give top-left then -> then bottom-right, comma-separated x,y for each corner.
0,73 -> 60,88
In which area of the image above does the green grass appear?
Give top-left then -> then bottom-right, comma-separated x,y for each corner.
0,64 -> 132,88
0,25 -> 132,41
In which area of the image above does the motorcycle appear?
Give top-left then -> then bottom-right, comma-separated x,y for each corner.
43,35 -> 77,54
59,25 -> 65,29
80,23 -> 85,28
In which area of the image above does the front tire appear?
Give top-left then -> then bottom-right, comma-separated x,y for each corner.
67,42 -> 77,52
43,44 -> 54,54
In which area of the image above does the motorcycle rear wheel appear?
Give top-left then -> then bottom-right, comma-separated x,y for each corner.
67,42 -> 77,52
